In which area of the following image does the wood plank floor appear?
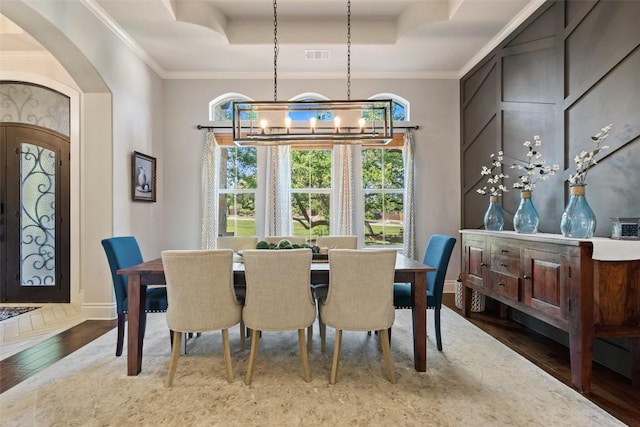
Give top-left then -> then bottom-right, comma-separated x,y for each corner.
1,296 -> 639,426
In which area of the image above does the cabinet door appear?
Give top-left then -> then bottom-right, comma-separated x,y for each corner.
523,248 -> 568,320
463,237 -> 487,290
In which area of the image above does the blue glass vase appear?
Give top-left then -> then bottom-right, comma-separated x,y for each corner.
560,184 -> 596,238
514,190 -> 539,233
484,195 -> 505,231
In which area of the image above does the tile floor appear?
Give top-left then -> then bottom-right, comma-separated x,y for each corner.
0,303 -> 84,360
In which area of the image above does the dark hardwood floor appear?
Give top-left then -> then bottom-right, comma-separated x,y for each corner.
1,297 -> 639,425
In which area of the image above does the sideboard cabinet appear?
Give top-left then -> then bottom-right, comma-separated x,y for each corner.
460,230 -> 640,393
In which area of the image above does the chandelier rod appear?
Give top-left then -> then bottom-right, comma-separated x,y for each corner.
273,0 -> 279,102
347,0 -> 351,101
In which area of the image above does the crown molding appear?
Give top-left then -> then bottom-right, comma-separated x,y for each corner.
458,0 -> 546,78
162,70 -> 460,80
81,0 -> 166,78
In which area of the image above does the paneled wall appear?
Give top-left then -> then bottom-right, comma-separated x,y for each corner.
461,0 -> 640,235
460,0 -> 640,378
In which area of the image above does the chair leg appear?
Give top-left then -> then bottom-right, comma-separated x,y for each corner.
166,330 -> 182,387
239,319 -> 246,351
330,329 -> 342,384
222,328 -> 234,383
435,308 -> 443,351
320,321 -> 326,353
245,329 -> 260,385
307,325 -> 313,352
116,314 -> 125,357
298,329 -> 312,382
379,329 -> 396,384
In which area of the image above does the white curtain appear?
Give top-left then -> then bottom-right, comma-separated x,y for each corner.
264,145 -> 292,236
334,145 -> 354,235
403,131 -> 416,260
201,131 -> 221,249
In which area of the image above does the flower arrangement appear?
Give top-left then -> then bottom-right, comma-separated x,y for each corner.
511,135 -> 560,191
568,124 -> 612,185
476,151 -> 509,197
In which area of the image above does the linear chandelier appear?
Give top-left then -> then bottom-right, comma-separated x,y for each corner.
232,0 -> 393,146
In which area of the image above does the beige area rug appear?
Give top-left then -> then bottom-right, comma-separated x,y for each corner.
0,307 -> 623,426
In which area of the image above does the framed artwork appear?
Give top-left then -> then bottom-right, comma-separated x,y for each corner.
132,151 -> 157,202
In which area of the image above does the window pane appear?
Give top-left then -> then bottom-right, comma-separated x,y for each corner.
383,149 -> 404,189
221,193 -> 256,236
392,101 -> 406,121
363,192 -> 403,248
292,193 -> 330,240
291,150 -> 331,189
362,148 -> 383,189
20,143 -> 56,286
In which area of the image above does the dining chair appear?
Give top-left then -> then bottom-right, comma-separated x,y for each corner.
216,235 -> 259,350
312,235 -> 358,352
319,249 -> 397,384
241,248 -> 315,385
101,236 -> 169,357
315,235 -> 358,250
393,234 -> 456,351
216,236 -> 258,251
263,236 -> 307,246
161,249 -> 242,386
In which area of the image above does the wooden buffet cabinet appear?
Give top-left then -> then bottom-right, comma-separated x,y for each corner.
460,230 -> 640,393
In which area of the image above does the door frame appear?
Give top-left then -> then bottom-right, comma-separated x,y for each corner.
1,123 -> 71,302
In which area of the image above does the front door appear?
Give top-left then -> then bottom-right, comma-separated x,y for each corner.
1,123 -> 70,302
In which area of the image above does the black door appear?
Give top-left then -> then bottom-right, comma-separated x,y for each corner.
1,123 -> 70,302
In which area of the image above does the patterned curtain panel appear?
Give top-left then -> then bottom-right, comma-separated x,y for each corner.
403,131 -> 416,260
334,144 -> 354,235
264,145 -> 292,236
200,132 -> 221,249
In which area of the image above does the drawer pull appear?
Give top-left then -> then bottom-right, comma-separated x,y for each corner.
523,274 -> 531,280
500,263 -> 508,267
501,249 -> 509,253
497,282 -> 505,287
480,262 -> 486,267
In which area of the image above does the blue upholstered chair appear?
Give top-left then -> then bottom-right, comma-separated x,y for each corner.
101,236 -> 168,356
393,234 -> 456,351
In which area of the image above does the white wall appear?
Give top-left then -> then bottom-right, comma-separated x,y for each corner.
2,0 -> 165,319
163,78 -> 462,276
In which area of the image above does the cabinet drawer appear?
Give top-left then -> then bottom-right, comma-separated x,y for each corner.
491,253 -> 520,276
491,243 -> 520,259
489,271 -> 520,301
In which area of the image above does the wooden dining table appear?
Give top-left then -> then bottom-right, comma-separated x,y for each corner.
118,253 -> 434,376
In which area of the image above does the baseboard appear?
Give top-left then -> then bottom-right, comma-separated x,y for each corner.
444,279 -> 456,294
81,303 -> 116,320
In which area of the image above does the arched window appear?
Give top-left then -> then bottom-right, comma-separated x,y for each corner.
369,93 -> 410,122
209,93 -> 258,237
210,93 -> 254,121
362,93 -> 410,248
288,92 -> 334,122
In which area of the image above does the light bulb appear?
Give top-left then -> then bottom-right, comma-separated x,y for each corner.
309,117 -> 317,133
285,116 -> 292,133
358,117 -> 366,132
334,116 -> 341,132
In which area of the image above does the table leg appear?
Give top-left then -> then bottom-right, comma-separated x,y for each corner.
412,270 -> 427,372
127,274 -> 144,376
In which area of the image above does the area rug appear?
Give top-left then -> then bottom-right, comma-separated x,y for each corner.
0,307 -> 623,426
0,306 -> 40,322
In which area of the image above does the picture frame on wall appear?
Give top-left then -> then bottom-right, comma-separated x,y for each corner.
132,151 -> 157,202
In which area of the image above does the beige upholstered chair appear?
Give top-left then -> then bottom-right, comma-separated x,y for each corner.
315,235 -> 358,250
216,236 -> 258,251
242,248 -> 316,385
161,249 -> 242,386
216,236 -> 258,350
263,236 -> 307,246
319,249 -> 397,384
313,235 -> 358,352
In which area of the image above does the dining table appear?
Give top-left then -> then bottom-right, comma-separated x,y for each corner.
117,253 -> 434,376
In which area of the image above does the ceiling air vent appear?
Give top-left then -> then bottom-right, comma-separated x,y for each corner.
305,50 -> 331,61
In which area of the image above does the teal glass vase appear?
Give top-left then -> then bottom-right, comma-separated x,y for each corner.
484,195 -> 505,231
560,184 -> 596,238
513,190 -> 539,233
